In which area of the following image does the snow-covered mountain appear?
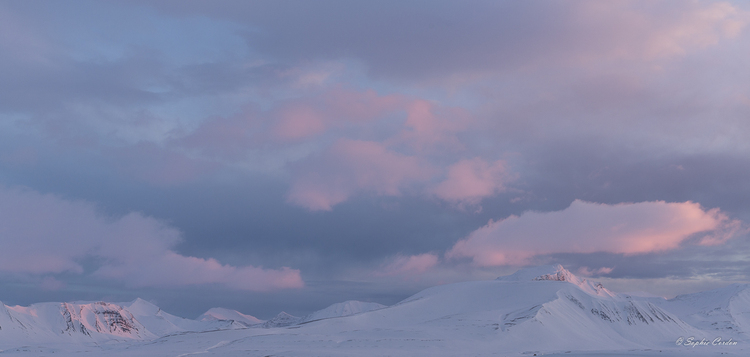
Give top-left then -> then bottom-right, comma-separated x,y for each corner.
198,307 -> 264,326
497,263 -> 617,297
657,283 -> 750,336
0,299 -> 243,348
124,298 -> 244,335
299,300 -> 386,324
260,311 -> 302,328
1,265 -> 748,356
249,300 -> 387,328
342,264 -> 700,352
0,300 -> 155,345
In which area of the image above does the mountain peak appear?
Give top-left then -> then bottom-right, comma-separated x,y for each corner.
497,264 -> 577,282
274,311 -> 297,319
497,265 -> 614,297
126,298 -> 160,316
261,311 -> 301,328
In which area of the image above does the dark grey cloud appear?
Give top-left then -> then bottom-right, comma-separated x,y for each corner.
141,0 -> 749,82
138,0 -> 579,80
1,0 -> 750,319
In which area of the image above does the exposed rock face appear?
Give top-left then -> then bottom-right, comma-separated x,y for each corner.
61,302 -> 143,337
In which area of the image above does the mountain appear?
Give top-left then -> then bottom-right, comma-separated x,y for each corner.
260,312 -> 301,328
299,300 -> 386,324
198,307 -> 264,326
0,300 -> 155,345
1,265 -> 748,356
124,298 -> 244,335
0,299 -> 242,348
337,264 -> 702,352
658,283 -> 750,337
496,264 -> 617,297
198,300 -> 384,329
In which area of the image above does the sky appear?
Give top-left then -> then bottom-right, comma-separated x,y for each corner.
1,0 -> 750,319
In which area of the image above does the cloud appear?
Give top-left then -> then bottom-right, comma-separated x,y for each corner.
0,186 -> 303,291
286,149 -> 513,211
286,139 -> 434,210
393,99 -> 468,153
447,200 -> 740,266
174,108 -> 267,161
576,266 -> 614,277
174,87 -> 404,162
94,252 -> 303,291
0,3 -> 54,65
272,87 -> 403,141
273,95 -> 503,211
40,276 -> 65,291
2,0 -> 750,312
148,1 -> 749,80
637,1 -> 749,58
112,142 -> 219,185
273,105 -> 327,140
431,158 -> 511,205
374,253 -> 439,277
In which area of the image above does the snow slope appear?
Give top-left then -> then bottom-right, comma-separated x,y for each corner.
0,265 -> 747,356
198,307 -> 264,326
658,283 -> 750,337
0,300 -> 155,347
299,300 -> 386,324
124,299 -> 244,336
0,299 -> 242,349
333,264 -> 702,352
260,311 -> 301,328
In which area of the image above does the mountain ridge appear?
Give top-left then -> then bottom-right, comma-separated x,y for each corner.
1,265 -> 748,355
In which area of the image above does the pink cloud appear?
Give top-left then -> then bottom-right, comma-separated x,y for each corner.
696,215 -> 743,246
287,139 -> 434,210
572,1 -> 750,61
272,87 -> 404,141
640,1 -> 749,58
170,88 -> 505,210
393,99 -> 468,152
177,87 -> 405,159
94,252 -> 303,291
280,97 -> 493,210
0,186 -> 303,291
447,200 -> 739,266
156,85 -> 488,210
322,87 -> 403,122
273,104 -> 327,140
431,158 -> 511,204
374,253 -> 439,277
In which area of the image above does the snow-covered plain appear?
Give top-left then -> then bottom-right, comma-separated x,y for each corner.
1,265 -> 746,356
